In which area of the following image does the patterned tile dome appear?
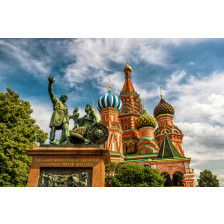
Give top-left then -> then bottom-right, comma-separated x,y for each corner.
135,108 -> 157,129
153,97 -> 175,118
97,90 -> 122,112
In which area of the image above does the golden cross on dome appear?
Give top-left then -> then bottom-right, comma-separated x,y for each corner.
108,78 -> 111,91
143,98 -> 145,110
160,87 -> 163,98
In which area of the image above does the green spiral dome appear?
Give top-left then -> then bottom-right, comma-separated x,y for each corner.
135,109 -> 157,129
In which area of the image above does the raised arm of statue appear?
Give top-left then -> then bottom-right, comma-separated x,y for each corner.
48,76 -> 57,103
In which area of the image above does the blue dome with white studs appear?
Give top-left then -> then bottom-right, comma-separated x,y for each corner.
97,90 -> 122,112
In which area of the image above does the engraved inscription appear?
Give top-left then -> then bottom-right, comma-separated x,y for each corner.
34,158 -> 100,167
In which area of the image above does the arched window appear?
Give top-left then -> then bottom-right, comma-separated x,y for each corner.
124,124 -> 128,130
123,144 -> 127,154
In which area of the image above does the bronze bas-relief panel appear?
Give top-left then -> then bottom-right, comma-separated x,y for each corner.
38,167 -> 93,187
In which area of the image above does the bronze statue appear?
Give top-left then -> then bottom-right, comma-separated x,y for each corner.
47,76 -> 109,145
70,104 -> 99,144
69,107 -> 79,129
48,76 -> 70,144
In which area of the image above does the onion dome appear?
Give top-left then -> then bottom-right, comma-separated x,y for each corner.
153,97 -> 175,118
123,62 -> 132,72
97,90 -> 122,112
135,107 -> 157,129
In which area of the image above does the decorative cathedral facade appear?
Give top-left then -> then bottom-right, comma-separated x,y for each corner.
97,63 -> 196,187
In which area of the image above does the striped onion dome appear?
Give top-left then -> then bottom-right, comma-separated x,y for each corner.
97,90 -> 122,112
135,108 -> 157,129
153,97 -> 175,118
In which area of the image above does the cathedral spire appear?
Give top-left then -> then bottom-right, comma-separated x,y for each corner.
121,62 -> 135,93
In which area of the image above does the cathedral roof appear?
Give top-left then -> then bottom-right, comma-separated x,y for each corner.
157,133 -> 182,159
121,62 -> 135,93
97,90 -> 122,112
121,78 -> 135,93
123,62 -> 132,72
153,97 -> 175,118
135,108 -> 157,129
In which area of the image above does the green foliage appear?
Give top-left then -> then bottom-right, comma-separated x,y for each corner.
197,170 -> 220,187
105,162 -> 165,187
0,88 -> 48,187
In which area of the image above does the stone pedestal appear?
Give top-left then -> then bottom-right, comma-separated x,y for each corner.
26,146 -> 110,187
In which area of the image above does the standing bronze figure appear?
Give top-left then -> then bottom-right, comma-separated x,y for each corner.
48,76 -> 70,144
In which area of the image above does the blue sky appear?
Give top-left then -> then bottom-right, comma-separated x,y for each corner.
0,38 -> 224,185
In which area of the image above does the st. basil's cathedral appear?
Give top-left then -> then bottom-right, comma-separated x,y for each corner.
97,63 -> 196,187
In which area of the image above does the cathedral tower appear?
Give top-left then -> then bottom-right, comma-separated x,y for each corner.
135,105 -> 159,155
119,62 -> 143,154
97,82 -> 124,162
153,93 -> 185,157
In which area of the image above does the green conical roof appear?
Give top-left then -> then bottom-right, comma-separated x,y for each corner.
157,134 -> 182,158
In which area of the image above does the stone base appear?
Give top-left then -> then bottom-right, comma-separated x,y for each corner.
26,146 -> 110,187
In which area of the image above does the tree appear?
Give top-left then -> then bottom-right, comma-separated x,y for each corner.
0,88 -> 48,187
197,170 -> 220,187
105,162 -> 165,187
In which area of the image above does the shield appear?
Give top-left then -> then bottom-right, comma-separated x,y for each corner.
87,122 -> 109,144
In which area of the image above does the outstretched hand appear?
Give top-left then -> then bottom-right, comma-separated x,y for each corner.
48,76 -> 55,84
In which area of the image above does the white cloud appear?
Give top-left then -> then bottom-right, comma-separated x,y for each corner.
30,101 -> 52,136
169,71 -> 224,126
64,39 -> 192,89
0,40 -> 50,77
93,71 -> 124,95
64,39 -> 129,88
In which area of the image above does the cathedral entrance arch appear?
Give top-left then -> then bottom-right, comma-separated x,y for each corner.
161,172 -> 173,186
173,172 -> 184,186
161,171 -> 184,187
